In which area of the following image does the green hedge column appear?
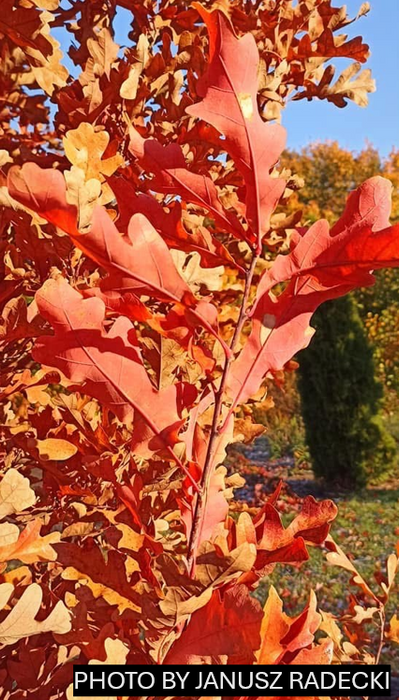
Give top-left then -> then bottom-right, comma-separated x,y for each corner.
298,295 -> 396,488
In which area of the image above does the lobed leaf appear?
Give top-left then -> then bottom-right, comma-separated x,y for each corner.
186,5 -> 287,248
0,583 -> 71,646
227,177 -> 399,409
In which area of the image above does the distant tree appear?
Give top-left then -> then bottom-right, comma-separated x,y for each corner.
282,142 -> 399,484
298,295 -> 396,487
358,149 -> 399,404
281,141 -> 381,220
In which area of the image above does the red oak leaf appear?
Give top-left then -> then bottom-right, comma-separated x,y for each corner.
257,586 -> 333,665
7,164 -> 193,304
54,541 -> 142,612
128,126 -> 246,240
226,271 -> 335,410
8,163 -> 231,356
226,177 -> 399,410
254,496 -> 337,569
108,174 -> 239,269
262,177 -> 398,294
186,5 -> 286,249
0,0 -> 52,56
33,277 -> 197,458
164,585 -> 263,664
296,29 -> 370,64
83,287 -> 153,323
0,296 -> 46,344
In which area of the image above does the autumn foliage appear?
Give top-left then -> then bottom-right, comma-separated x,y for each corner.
0,0 -> 399,697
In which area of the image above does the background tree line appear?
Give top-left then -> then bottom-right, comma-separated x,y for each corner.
258,142 -> 399,487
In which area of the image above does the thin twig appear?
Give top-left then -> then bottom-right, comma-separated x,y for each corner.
375,605 -> 386,666
186,251 -> 259,574
362,603 -> 386,700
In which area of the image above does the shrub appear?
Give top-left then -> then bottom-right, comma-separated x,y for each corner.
298,295 -> 397,486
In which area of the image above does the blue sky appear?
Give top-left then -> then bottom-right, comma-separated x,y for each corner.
282,0 -> 399,157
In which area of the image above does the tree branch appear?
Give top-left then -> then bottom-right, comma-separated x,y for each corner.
186,251 -> 259,574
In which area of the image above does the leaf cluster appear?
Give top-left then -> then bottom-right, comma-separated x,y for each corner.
0,1 -> 398,696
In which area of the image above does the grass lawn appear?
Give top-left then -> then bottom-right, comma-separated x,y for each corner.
228,439 -> 399,668
255,486 -> 399,667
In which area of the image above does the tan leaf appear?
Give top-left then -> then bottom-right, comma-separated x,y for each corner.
0,583 -> 71,645
65,166 -> 102,230
62,522 -> 94,538
171,70 -> 184,106
61,568 -> 140,614
120,34 -> 149,100
325,536 -> 378,601
357,2 -> 371,18
0,150 -> 12,167
330,62 -> 375,107
159,337 -> 202,389
233,417 -> 266,444
25,384 -> 52,406
30,438 -> 78,461
319,610 -> 345,659
0,469 -> 36,520
32,0 -> 60,8
196,541 -> 257,589
120,64 -> 143,100
63,123 -> 123,181
235,511 -> 257,547
0,185 -> 21,210
0,523 -> 19,548
109,524 -> 144,552
170,250 -> 224,292
159,585 -> 213,622
87,28 -> 119,80
381,553 -> 398,598
27,31 -> 68,96
2,566 -> 32,587
66,638 -> 130,700
90,637 -> 130,664
0,519 -> 60,564
351,605 -> 379,625
387,614 -> 399,644
320,611 -> 358,662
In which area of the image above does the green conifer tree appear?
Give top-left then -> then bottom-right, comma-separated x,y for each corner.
298,295 -> 396,487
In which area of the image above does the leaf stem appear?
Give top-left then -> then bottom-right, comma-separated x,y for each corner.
186,251 -> 258,574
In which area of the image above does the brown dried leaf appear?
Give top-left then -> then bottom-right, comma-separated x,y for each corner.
65,166 -> 102,230
0,470 -> 36,520
0,583 -> 71,645
29,438 -> 78,461
0,520 -> 60,565
63,123 -> 123,182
